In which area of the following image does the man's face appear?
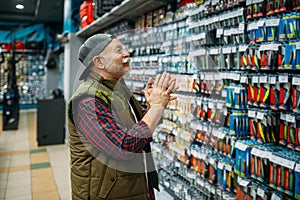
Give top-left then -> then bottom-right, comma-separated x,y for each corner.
100,38 -> 130,79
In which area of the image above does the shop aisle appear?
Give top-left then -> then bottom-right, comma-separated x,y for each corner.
0,110 -> 70,200
0,111 -> 173,200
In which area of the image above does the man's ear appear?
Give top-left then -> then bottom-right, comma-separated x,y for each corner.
93,55 -> 105,69
93,55 -> 101,66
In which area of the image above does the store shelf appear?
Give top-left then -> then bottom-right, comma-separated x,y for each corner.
76,0 -> 171,38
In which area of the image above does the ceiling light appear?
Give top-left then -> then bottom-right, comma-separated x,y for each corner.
16,4 -> 24,10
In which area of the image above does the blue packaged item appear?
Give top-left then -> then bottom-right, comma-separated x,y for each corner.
295,163 -> 300,200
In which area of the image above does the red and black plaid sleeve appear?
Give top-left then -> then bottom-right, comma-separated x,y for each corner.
74,97 -> 153,160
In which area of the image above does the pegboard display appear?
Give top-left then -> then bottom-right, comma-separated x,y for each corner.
117,0 -> 300,199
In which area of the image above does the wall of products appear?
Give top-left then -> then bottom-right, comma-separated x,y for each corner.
116,0 -> 300,200
76,0 -> 300,199
0,52 -> 47,106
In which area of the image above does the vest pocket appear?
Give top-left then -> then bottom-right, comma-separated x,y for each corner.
97,167 -> 116,198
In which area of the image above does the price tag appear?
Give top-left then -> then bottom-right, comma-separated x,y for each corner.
222,90 -> 226,98
210,48 -> 219,55
296,42 -> 300,50
292,77 -> 300,86
208,102 -> 214,108
271,193 -> 282,200
175,161 -> 181,167
197,178 -> 204,186
217,102 -> 223,109
259,75 -> 268,83
235,141 -> 248,151
239,45 -> 248,52
279,75 -> 288,83
280,113 -> 286,120
224,29 -> 231,36
270,76 -> 276,84
209,157 -> 215,165
257,112 -> 264,120
240,76 -> 247,83
252,76 -> 259,83
266,18 -> 280,27
216,28 -> 223,38
223,47 -> 232,54
232,46 -> 237,53
214,74 -> 221,80
238,179 -> 250,187
295,163 -> 300,172
219,132 -> 226,139
286,114 -> 295,123
251,148 -> 262,157
225,164 -> 232,171
278,157 -> 295,170
239,23 -> 245,32
234,73 -> 241,81
218,162 -> 224,169
187,172 -> 196,179
211,186 -> 216,194
198,32 -> 205,39
248,110 -> 256,118
257,19 -> 265,27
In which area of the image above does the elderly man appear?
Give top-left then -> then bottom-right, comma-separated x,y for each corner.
68,34 -> 177,200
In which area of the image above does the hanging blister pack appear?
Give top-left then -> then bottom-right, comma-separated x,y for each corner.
269,75 -> 280,110
238,44 -> 250,70
222,46 -> 238,70
248,21 -> 257,44
258,74 -> 270,108
208,47 -> 222,70
295,41 -> 300,69
292,75 -> 300,113
278,74 -> 291,110
250,46 -> 260,71
284,41 -> 297,69
249,74 -> 259,107
265,17 -> 280,42
256,19 -> 266,42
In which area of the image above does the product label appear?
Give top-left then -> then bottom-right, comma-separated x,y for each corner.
286,114 -> 295,123
259,75 -> 268,83
271,193 -> 282,200
239,45 -> 249,52
295,163 -> 300,172
296,42 -> 300,50
279,75 -> 288,83
238,179 -> 250,187
252,76 -> 259,83
266,18 -> 280,27
225,164 -> 232,171
270,76 -> 276,84
256,112 -> 264,120
292,77 -> 300,86
240,76 -> 248,83
235,141 -> 248,151
248,110 -> 256,118
280,113 -> 286,120
218,162 -> 224,169
257,187 -> 265,197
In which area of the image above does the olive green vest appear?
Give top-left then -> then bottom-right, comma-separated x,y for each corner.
68,72 -> 156,200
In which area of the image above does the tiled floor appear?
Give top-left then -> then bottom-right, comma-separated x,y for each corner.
0,110 -> 173,200
0,110 -> 70,200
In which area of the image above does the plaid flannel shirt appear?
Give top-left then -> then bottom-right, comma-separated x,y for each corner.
74,97 -> 155,200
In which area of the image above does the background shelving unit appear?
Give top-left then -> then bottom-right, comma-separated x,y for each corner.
0,50 -> 47,109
